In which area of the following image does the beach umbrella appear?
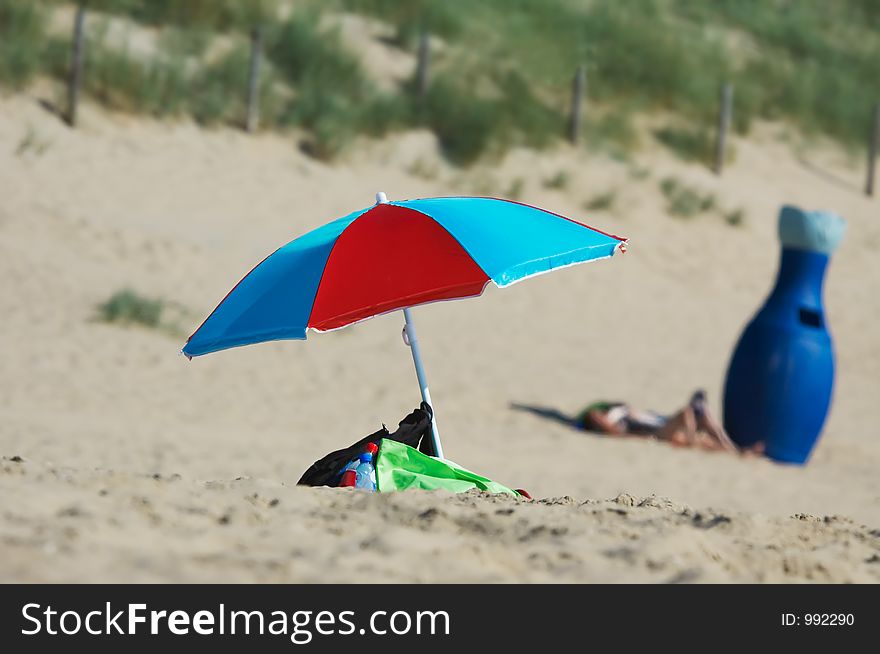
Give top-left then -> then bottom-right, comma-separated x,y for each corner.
183,193 -> 627,459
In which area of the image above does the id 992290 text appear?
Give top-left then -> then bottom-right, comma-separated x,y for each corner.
781,613 -> 854,627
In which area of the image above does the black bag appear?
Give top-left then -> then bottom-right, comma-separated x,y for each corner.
297,402 -> 435,487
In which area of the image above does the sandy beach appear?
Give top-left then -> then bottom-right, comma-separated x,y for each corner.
1,90 -> 879,583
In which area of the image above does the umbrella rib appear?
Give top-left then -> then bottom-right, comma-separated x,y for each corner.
389,200 -> 625,290
302,204 -> 380,332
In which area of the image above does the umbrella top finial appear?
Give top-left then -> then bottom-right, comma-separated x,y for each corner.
375,192 -> 388,205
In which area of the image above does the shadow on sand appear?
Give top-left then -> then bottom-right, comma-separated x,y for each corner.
509,402 -> 581,430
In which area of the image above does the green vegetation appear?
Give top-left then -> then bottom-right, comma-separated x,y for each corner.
0,1 -> 49,88
584,110 -> 641,157
77,0 -> 278,32
660,177 -> 745,227
80,36 -> 187,117
96,288 -> 193,335
543,170 -> 569,191
724,208 -> 746,227
16,125 -> 52,157
267,12 -> 406,158
3,0 -> 879,163
654,126 -> 715,165
584,190 -> 617,213
660,178 -> 716,219
421,74 -> 494,165
421,69 -> 560,164
343,0 -> 880,155
629,165 -> 651,181
97,289 -> 164,328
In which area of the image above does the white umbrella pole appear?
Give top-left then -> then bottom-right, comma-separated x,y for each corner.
403,307 -> 444,459
375,191 -> 444,459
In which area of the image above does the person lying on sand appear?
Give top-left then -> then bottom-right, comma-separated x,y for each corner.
576,390 -> 740,452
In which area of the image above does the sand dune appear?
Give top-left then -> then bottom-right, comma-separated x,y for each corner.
1,90 -> 879,582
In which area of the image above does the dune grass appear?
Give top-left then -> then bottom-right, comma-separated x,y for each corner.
80,0 -> 278,32
659,177 -> 745,227
724,208 -> 746,227
15,125 -> 52,157
421,68 -> 561,165
344,0 -> 880,156
584,190 -> 617,213
81,40 -> 187,117
266,12 -> 405,157
96,288 -> 193,335
4,0 -> 879,164
420,73 -> 495,165
543,171 -> 570,191
0,0 -> 49,89
654,126 -> 714,165
97,289 -> 164,328
660,178 -> 717,219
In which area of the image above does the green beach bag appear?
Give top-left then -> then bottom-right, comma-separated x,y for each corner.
375,438 -> 518,496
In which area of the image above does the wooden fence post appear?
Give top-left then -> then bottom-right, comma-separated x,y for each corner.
866,103 -> 880,197
245,25 -> 264,133
67,4 -> 86,127
714,82 -> 733,175
568,65 -> 586,145
415,27 -> 430,109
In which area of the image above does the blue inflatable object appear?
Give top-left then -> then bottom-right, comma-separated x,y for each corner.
723,206 -> 845,464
